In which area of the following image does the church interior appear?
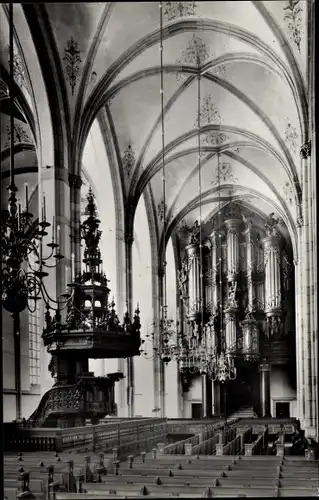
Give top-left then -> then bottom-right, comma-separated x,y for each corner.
0,1 -> 317,499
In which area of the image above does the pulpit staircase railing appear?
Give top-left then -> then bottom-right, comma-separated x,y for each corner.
26,384 -> 86,428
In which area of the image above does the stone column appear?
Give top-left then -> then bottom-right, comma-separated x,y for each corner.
68,174 -> 82,276
157,267 -> 166,418
212,381 -> 221,416
40,167 -> 71,395
201,373 -> 212,418
185,242 -> 200,321
300,140 -> 317,437
259,361 -> 271,417
125,233 -> 134,418
262,232 -> 283,338
294,218 -> 304,425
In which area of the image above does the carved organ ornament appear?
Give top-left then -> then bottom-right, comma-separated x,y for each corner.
177,208 -> 294,369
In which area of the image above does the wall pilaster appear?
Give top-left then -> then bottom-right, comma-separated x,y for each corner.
68,173 -> 82,276
300,140 -> 317,437
125,232 -> 134,417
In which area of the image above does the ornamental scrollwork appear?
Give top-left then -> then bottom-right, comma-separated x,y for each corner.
265,213 -> 280,237
226,281 -> 238,309
177,258 -> 190,300
123,143 -> 136,177
195,94 -> 221,128
63,37 -> 82,96
267,315 -> 284,340
188,220 -> 200,245
284,122 -> 298,154
163,1 -> 197,21
264,245 -> 281,267
282,253 -> 292,291
265,292 -> 282,311
283,0 -> 303,52
300,141 -> 311,159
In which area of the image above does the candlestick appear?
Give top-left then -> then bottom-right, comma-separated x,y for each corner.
57,225 -> 60,247
18,199 -> 21,230
39,238 -> 43,267
24,182 -> 28,212
52,215 -> 55,242
71,253 -> 75,281
65,266 -> 69,289
43,193 -> 46,222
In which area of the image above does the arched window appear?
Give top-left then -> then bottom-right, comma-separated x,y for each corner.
28,252 -> 40,387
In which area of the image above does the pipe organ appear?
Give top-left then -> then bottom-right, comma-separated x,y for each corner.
177,206 -> 294,369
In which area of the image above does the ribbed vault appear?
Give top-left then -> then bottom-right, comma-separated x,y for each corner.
0,1 -> 309,262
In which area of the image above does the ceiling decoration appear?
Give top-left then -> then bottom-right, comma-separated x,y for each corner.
175,34 -> 210,82
195,94 -> 221,128
90,71 -> 98,85
5,45 -> 28,92
284,121 -> 298,154
4,123 -> 32,148
175,33 -> 228,82
283,0 -> 303,52
210,161 -> 238,187
163,1 -> 198,22
283,182 -> 294,205
3,1 -> 309,259
202,131 -> 228,147
63,36 -> 82,96
122,142 -> 136,177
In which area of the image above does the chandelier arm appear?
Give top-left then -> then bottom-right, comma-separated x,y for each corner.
42,261 -> 62,269
27,300 -> 38,314
37,279 -> 75,309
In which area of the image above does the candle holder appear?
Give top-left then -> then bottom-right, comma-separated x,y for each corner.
0,181 -> 70,314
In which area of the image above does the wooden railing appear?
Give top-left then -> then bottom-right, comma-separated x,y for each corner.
4,418 -> 167,455
245,427 -> 268,456
192,434 -> 219,455
164,418 -> 239,455
164,419 -> 225,455
237,418 -> 296,435
216,426 -> 252,455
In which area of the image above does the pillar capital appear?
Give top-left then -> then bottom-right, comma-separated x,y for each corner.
68,173 -> 83,189
300,140 -> 311,159
296,216 -> 304,228
157,267 -> 165,278
124,233 -> 134,245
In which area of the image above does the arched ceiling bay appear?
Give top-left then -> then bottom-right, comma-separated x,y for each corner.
6,1 -> 309,257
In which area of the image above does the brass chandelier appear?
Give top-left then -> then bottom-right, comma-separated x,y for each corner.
0,4 -> 72,316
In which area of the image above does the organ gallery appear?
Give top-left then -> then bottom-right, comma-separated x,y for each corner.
0,1 -> 317,497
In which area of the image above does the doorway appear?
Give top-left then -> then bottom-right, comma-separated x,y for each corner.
276,402 -> 290,418
192,403 -> 202,419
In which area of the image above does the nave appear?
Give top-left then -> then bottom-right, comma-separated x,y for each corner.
4,417 -> 319,499
1,1 -> 317,499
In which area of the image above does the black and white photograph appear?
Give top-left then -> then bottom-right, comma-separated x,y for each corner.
0,1 -> 317,498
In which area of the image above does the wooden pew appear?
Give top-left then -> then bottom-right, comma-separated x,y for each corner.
82,483 -> 227,496
279,488 -> 319,497
55,494 -> 203,499
4,488 -> 18,500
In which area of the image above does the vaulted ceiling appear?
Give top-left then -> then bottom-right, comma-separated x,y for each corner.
0,1 -> 309,255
